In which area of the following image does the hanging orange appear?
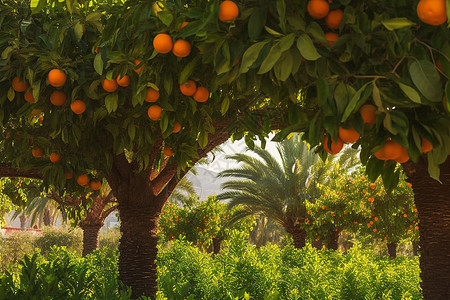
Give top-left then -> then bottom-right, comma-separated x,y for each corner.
145,88 -> 160,102
148,105 -> 162,120
50,90 -> 67,106
48,69 -> 67,87
180,80 -> 197,96
24,90 -> 35,103
323,136 -> 343,154
32,147 -> 44,158
103,78 -> 118,92
153,33 -> 173,54
173,122 -> 181,133
50,153 -> 61,163
116,74 -> 130,87
338,125 -> 360,143
325,32 -> 339,46
12,77 -> 29,92
421,137 -> 433,152
172,39 -> 191,57
90,181 -> 102,190
77,174 -> 90,187
326,9 -> 343,29
71,100 -> 86,114
64,170 -> 73,179
307,0 -> 330,19
163,146 -> 174,157
417,0 -> 447,26
134,59 -> 145,74
219,1 -> 239,22
360,104 -> 377,126
193,86 -> 209,102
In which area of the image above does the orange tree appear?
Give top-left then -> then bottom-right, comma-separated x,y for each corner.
158,195 -> 255,253
0,0 -> 450,297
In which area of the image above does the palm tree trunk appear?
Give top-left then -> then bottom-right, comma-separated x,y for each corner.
43,208 -> 52,226
412,242 -> 419,256
311,238 -> 323,250
19,214 -> 26,231
404,156 -> 450,299
80,223 -> 102,256
287,226 -> 307,249
212,237 -> 223,255
387,242 -> 397,258
327,230 -> 340,250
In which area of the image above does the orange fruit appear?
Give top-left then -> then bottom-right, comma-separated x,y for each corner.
48,69 -> 67,87
90,180 -> 102,190
325,32 -> 339,46
163,146 -> 174,157
134,59 -> 145,74
173,122 -> 181,133
382,140 -> 403,160
172,39 -> 191,57
370,183 -> 376,189
180,80 -> 197,96
50,153 -> 61,163
145,88 -> 160,102
326,9 -> 343,29
407,182 -> 412,188
307,0 -> 330,19
360,104 -> 377,126
421,137 -> 433,152
103,78 -> 118,92
64,170 -> 73,179
24,90 -> 35,103
219,1 -> 239,22
116,74 -> 130,87
71,100 -> 86,114
148,105 -> 162,120
417,0 -> 447,26
12,77 -> 29,92
77,174 -> 90,187
50,90 -> 67,106
395,146 -> 410,163
323,136 -> 343,154
193,86 -> 209,102
179,21 -> 189,30
32,147 -> 44,158
153,33 -> 173,54
338,125 -> 360,143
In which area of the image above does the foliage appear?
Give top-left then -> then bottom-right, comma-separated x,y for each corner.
0,232 -> 37,273
33,226 -> 83,255
158,195 -> 255,248
99,227 -> 121,251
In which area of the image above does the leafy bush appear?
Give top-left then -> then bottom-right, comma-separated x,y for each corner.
0,232 -> 36,273
34,226 -> 83,255
99,227 -> 121,251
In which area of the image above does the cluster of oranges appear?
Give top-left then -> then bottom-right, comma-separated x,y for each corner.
76,173 -> 102,190
306,0 -> 343,46
153,33 -> 192,57
323,103 -> 433,163
180,79 -> 210,103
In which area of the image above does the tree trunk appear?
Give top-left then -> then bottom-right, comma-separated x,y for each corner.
287,226 -> 307,249
311,238 -> 323,250
43,208 -> 52,226
327,230 -> 340,250
212,237 -> 223,255
19,214 -> 26,231
412,242 -> 419,256
387,242 -> 397,259
80,223 -> 102,256
404,156 -> 450,299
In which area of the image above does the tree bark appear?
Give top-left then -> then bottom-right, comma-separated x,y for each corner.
412,242 -> 419,256
404,156 -> 450,299
43,208 -> 52,226
19,214 -> 26,231
287,226 -> 307,249
327,230 -> 340,250
387,242 -> 397,259
311,238 -> 323,250
80,223 -> 102,256
212,237 -> 223,255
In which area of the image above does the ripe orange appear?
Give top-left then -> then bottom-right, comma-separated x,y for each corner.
395,146 -> 410,163
65,170 -> 73,179
179,21 -> 189,30
103,78 -> 118,92
153,33 -> 173,54
32,147 -> 44,158
90,180 -> 102,190
323,136 -> 343,154
219,1 -> 239,22
421,137 -> 433,152
48,69 -> 67,87
360,104 -> 377,126
370,183 -> 376,189
173,122 -> 181,133
145,88 -> 160,102
180,80 -> 197,96
148,105 -> 162,120
382,140 -> 403,160
77,174 -> 90,187
325,32 -> 339,46
24,90 -> 35,103
338,125 -> 360,143
307,0 -> 330,19
326,9 -> 343,29
134,59 -> 145,74
50,152 -> 61,163
407,182 -> 412,188
12,77 -> 29,92
116,74 -> 130,87
163,146 -> 174,157
50,90 -> 67,106
417,0 -> 447,26
172,39 -> 191,57
71,100 -> 86,114
193,86 -> 209,102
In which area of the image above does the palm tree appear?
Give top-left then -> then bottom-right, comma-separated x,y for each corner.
217,134 -> 358,249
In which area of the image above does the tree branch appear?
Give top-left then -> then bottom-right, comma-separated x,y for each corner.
101,204 -> 118,220
0,163 -> 43,179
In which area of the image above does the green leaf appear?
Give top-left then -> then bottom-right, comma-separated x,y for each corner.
7,87 -> 15,101
381,18 -> 415,31
258,43 -> 282,74
274,50 -> 293,81
341,82 -> 372,122
372,82 -> 383,110
157,11 -> 173,27
221,96 -> 230,116
128,124 -> 136,141
445,81 -> 450,112
248,6 -> 267,40
297,34 -> 321,61
409,59 -> 443,102
239,41 -> 269,74
179,57 -> 199,84
105,93 -> 118,113
276,0 -> 286,31
94,53 -> 103,76
265,26 -> 284,36
334,83 -> 353,117
279,33 -> 295,51
1,46 -> 13,60
198,131 -> 208,149
74,23 -> 83,42
398,82 -> 421,104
